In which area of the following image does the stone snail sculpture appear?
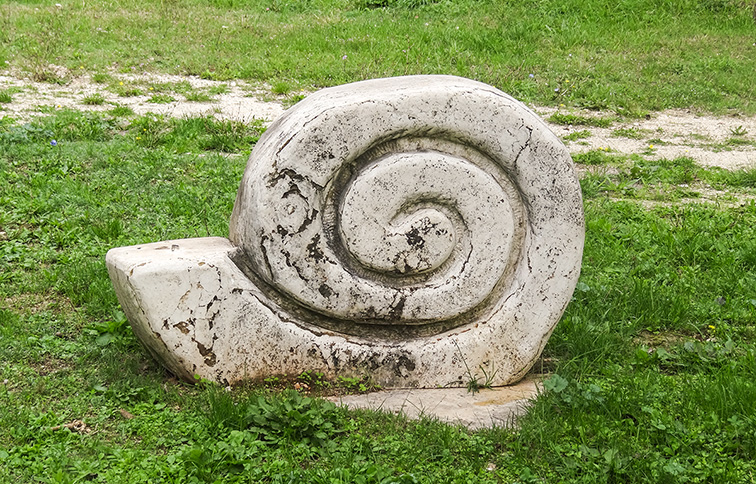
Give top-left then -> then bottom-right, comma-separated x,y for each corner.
106,75 -> 585,388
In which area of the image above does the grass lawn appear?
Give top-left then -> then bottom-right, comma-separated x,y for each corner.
1,0 -> 756,114
2,1 -> 756,482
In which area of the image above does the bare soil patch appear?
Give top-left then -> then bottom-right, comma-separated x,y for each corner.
537,106 -> 756,171
0,72 -> 285,125
2,72 -> 754,171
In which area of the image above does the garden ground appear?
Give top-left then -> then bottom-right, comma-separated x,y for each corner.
2,70 -> 754,171
2,1 -> 756,480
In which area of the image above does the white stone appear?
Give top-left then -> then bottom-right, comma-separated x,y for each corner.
107,75 -> 584,388
329,375 -> 540,430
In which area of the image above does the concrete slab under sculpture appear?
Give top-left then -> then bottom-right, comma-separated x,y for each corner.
329,375 -> 540,430
106,75 -> 585,388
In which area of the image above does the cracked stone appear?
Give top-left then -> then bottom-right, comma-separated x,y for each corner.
107,75 -> 584,388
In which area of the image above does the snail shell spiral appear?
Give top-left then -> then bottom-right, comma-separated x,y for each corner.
230,75 -> 583,340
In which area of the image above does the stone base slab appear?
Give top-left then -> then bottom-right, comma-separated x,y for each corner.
329,375 -> 540,430
106,237 -> 540,387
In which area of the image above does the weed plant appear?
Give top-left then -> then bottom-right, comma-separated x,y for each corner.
107,105 -> 135,117
208,84 -> 230,95
81,93 -> 106,106
549,113 -> 614,128
2,112 -> 756,481
111,84 -> 142,97
572,148 -> 624,165
271,81 -> 293,95
91,73 -> 111,84
147,94 -> 176,104
562,129 -> 592,142
185,91 -> 214,102
612,127 -> 650,140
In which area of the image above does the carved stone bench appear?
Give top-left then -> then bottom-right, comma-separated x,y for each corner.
106,75 -> 584,388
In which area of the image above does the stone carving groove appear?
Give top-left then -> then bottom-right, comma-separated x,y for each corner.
107,75 -> 584,388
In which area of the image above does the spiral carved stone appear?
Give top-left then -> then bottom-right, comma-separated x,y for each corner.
106,76 -> 584,388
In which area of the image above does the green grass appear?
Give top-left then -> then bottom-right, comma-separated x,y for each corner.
147,94 -> 176,104
612,127 -> 651,139
185,91 -> 214,102
579,153 -> 756,201
91,72 -> 111,83
208,84 -> 230,95
2,107 -> 756,482
111,84 -> 142,97
703,165 -> 756,189
2,0 -> 755,113
562,129 -> 591,142
550,112 -> 614,128
730,125 -> 749,136
271,80 -> 293,95
81,93 -> 106,105
0,91 -> 11,104
725,136 -> 756,147
145,82 -> 178,94
107,105 -> 134,117
283,93 -> 308,108
2,1 -> 756,481
646,137 -> 668,146
572,148 -> 625,165
127,114 -> 265,152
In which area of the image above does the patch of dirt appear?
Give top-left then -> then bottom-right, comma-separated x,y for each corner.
633,329 -> 707,348
0,72 -> 285,125
537,106 -> 756,171
30,356 -> 75,377
635,186 -> 756,209
1,71 -> 755,171
230,372 -> 381,398
0,293 -> 71,314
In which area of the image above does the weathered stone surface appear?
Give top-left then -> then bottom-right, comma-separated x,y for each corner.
106,75 -> 584,388
329,375 -> 540,430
